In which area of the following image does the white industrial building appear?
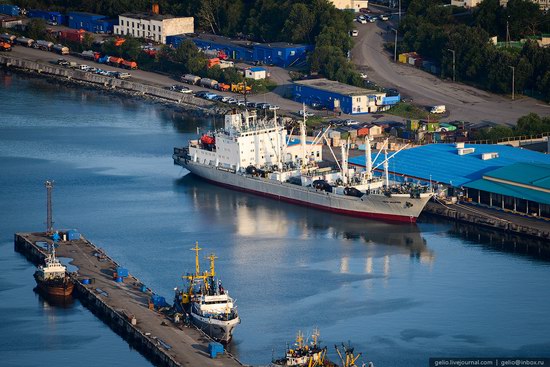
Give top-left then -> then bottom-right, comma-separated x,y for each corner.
114,13 -> 193,44
245,67 -> 267,80
329,0 -> 369,12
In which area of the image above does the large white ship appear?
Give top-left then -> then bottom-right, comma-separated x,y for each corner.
173,109 -> 433,222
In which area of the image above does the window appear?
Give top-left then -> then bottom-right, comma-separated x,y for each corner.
277,51 -> 282,56
132,22 -> 135,28
158,26 -> 162,32
356,97 -> 361,102
148,25 -> 150,31
152,25 -> 155,31
290,51 -> 295,56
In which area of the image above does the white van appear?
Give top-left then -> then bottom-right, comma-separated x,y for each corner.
430,105 -> 446,114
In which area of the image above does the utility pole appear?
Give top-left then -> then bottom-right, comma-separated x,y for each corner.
511,66 -> 515,100
399,0 -> 402,23
392,28 -> 398,62
447,49 -> 456,82
45,180 -> 53,235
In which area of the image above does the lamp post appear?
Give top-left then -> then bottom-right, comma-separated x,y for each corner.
399,0 -> 402,23
392,28 -> 398,62
447,49 -> 456,82
509,66 -> 515,101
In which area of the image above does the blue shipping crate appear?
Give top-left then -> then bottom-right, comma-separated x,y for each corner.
0,4 -> 20,16
151,295 -> 168,307
116,267 -> 129,277
67,230 -> 80,241
208,342 -> 224,358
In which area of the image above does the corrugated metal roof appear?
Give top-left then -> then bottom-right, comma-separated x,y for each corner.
465,178 -> 550,205
248,67 -> 266,72
484,163 -> 550,190
348,143 -> 550,187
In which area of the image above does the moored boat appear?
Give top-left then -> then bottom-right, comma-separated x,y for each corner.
173,108 -> 433,223
33,242 -> 74,297
173,242 -> 240,343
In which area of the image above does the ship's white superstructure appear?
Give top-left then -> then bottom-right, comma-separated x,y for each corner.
174,109 -> 433,222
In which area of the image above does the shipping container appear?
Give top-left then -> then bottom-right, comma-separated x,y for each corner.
53,44 -> 70,55
398,53 -> 408,64
27,9 -> 63,24
67,229 -> 80,241
59,29 -> 86,43
208,342 -> 224,358
0,4 -> 20,16
116,267 -> 129,277
98,55 -> 109,64
121,60 -> 137,69
108,56 -> 123,65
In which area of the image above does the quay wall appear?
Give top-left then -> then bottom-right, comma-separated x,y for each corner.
13,233 -> 183,367
423,202 -> 550,240
0,55 -> 213,109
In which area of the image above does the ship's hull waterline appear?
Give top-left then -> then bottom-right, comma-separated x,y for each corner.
179,160 -> 432,223
190,312 -> 240,343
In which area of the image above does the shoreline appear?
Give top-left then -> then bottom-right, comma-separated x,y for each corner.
0,54 -> 227,118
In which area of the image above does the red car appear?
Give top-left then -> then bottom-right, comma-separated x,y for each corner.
360,8 -> 371,13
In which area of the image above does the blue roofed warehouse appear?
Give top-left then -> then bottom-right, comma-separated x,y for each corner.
67,12 -> 115,33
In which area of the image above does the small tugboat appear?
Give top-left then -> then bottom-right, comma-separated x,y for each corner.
34,242 -> 74,297
271,329 -> 333,367
173,242 -> 240,343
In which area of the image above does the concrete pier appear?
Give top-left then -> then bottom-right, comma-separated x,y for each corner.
14,232 -> 244,367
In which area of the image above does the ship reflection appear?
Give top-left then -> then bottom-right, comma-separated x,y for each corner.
34,286 -> 75,309
177,174 -> 434,263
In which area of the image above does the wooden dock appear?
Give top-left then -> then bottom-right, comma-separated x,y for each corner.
14,232 -> 244,367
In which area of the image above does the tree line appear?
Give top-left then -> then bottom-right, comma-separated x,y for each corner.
12,0 -> 361,85
471,113 -> 550,141
398,0 -> 550,101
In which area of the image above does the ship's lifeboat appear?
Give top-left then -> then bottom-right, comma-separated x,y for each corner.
344,187 -> 363,197
200,135 -> 215,145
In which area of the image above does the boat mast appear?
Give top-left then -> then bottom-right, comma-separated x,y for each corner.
192,241 -> 201,276
300,103 -> 307,167
365,136 -> 372,181
341,141 -> 349,185
207,253 -> 217,277
384,148 -> 390,187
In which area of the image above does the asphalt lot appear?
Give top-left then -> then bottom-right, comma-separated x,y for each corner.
351,6 -> 550,125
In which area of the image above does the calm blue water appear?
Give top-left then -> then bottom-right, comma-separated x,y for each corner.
1,71 -> 550,366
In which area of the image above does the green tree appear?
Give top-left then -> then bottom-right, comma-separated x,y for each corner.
82,32 -> 95,50
26,19 -> 46,40
283,3 -> 315,44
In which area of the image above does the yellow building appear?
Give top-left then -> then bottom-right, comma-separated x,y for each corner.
329,0 -> 369,12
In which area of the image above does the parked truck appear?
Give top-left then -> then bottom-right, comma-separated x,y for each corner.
199,78 -> 219,88
108,56 -> 124,66
0,33 -> 16,44
0,41 -> 12,52
121,60 -> 137,69
15,37 -> 34,47
34,40 -> 54,51
231,82 -> 252,94
181,74 -> 200,85
81,50 -> 95,59
52,44 -> 70,55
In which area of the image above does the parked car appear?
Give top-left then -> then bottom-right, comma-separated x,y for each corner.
268,104 -> 280,110
298,110 -> 314,117
380,14 -> 390,21
356,16 -> 367,24
351,30 -> 359,37
246,101 -> 256,108
227,98 -> 238,104
344,119 -> 360,126
236,100 -> 246,107
360,72 -> 368,79
430,105 -> 446,114
194,91 -> 209,98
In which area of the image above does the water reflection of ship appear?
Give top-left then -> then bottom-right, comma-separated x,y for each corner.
34,286 -> 75,308
178,174 -> 434,261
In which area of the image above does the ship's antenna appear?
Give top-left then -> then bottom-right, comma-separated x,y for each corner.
365,136 -> 372,181
300,103 -> 307,168
45,180 -> 54,235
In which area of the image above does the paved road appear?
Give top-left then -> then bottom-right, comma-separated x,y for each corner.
351,7 -> 550,125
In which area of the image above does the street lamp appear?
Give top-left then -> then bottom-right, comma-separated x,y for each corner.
392,28 -> 398,62
447,49 -> 456,82
511,66 -> 516,100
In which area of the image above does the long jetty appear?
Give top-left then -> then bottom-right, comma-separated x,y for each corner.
14,232 -> 244,367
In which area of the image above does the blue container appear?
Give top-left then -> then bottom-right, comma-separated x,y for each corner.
67,229 -> 80,241
151,295 -> 168,307
82,278 -> 90,285
115,277 -> 123,283
140,285 -> 147,292
116,267 -> 129,278
0,4 -> 20,16
208,342 -> 224,358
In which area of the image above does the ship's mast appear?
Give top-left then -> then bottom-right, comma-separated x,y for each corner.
192,241 -> 201,276
300,103 -> 307,167
341,141 -> 349,185
207,253 -> 217,277
365,136 -> 372,181
384,148 -> 390,187
45,180 -> 54,235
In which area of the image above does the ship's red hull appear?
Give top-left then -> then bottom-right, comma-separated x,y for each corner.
196,175 -> 417,223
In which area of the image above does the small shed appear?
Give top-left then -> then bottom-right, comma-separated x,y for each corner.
367,124 -> 383,136
245,67 -> 267,80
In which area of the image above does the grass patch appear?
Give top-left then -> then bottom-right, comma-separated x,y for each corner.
387,102 -> 440,120
247,78 -> 278,94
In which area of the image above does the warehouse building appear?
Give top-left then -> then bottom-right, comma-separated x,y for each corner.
67,12 -> 115,33
348,143 -> 550,219
114,13 -> 193,44
0,4 -> 20,16
27,9 -> 64,24
245,67 -> 267,80
293,78 -> 400,114
167,33 -> 313,68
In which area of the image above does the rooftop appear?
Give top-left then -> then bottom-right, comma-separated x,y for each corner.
248,67 -> 266,72
348,143 -> 550,187
294,78 -> 381,96
466,163 -> 550,205
171,33 -> 311,50
120,12 -> 182,21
